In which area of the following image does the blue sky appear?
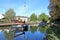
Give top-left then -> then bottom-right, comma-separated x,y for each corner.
0,0 -> 50,17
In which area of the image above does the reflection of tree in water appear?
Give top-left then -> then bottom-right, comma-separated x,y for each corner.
38,26 -> 49,33
30,26 -> 37,33
47,25 -> 60,40
4,31 -> 14,40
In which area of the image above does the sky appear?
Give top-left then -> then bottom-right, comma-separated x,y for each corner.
0,0 -> 50,17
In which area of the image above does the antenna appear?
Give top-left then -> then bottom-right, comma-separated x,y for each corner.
24,0 -> 27,22
24,0 -> 27,17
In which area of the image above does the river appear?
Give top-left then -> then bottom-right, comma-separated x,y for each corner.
0,26 -> 45,40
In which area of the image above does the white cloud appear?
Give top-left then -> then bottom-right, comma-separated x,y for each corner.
0,14 -> 4,19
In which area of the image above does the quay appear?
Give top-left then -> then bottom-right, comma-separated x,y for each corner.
0,23 -> 24,26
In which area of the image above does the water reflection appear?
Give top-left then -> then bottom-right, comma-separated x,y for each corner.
4,31 -> 14,40
0,26 -> 45,40
0,32 -> 6,40
14,30 -> 45,40
30,26 -> 49,33
30,26 -> 37,33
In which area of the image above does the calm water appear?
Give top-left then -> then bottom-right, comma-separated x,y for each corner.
0,26 -> 45,40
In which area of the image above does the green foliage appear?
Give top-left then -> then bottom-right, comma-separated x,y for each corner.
47,0 -> 60,40
47,34 -> 59,40
48,0 -> 60,21
47,25 -> 60,40
30,13 -> 37,21
4,8 -> 16,22
30,26 -> 49,33
38,13 -> 49,21
30,26 -> 37,33
38,26 -> 49,33
4,31 -> 14,40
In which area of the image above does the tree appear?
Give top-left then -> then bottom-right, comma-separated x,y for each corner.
30,13 -> 37,21
47,0 -> 60,40
48,0 -> 60,21
38,13 -> 49,21
4,8 -> 16,22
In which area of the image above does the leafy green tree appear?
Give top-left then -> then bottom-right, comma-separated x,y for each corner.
38,13 -> 49,21
30,13 -> 37,21
4,8 -> 16,22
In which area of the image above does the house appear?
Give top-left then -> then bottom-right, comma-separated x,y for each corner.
0,14 -> 4,19
15,16 -> 29,22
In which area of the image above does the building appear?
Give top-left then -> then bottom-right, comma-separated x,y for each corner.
0,14 -> 4,19
15,16 -> 29,22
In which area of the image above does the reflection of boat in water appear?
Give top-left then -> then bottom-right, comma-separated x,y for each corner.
12,24 -> 28,33
22,24 -> 28,31
0,20 -> 28,38
12,24 -> 28,37
4,24 -> 28,38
